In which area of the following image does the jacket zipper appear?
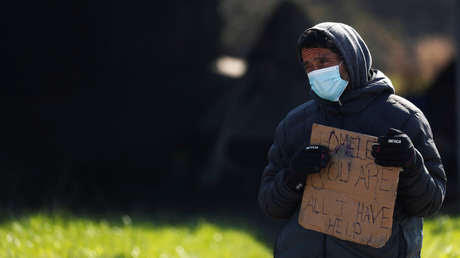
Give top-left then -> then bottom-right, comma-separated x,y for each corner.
338,101 -> 345,129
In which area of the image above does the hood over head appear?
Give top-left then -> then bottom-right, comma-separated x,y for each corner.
298,22 -> 395,113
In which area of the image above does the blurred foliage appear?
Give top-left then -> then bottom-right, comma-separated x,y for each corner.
219,0 -> 456,95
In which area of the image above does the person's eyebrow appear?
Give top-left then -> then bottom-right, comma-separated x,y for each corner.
316,52 -> 338,59
301,51 -> 340,66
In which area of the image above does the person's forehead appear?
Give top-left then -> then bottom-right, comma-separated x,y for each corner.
301,48 -> 339,61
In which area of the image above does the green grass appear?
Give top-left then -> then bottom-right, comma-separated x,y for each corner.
0,213 -> 459,258
0,212 -> 272,258
422,215 -> 460,258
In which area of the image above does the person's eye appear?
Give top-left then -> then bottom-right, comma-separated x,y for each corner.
322,58 -> 336,65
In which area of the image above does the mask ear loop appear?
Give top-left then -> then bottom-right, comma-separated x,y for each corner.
338,61 -> 349,83
337,61 -> 348,106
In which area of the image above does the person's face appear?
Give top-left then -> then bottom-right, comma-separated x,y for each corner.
301,48 -> 349,82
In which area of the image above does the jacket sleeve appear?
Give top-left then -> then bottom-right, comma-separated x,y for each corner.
258,121 -> 303,219
398,111 -> 447,217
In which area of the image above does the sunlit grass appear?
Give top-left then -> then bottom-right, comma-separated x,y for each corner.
0,213 -> 458,258
0,213 -> 271,258
422,215 -> 460,258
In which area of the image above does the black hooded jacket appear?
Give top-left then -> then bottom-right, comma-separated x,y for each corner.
258,22 -> 447,258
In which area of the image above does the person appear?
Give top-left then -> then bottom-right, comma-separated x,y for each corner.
258,22 -> 447,258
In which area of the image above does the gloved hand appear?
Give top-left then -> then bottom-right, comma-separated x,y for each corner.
285,145 -> 330,192
371,128 -> 417,169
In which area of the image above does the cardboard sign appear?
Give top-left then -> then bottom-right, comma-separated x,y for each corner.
298,123 -> 400,248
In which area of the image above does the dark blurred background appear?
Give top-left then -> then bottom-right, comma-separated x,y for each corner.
1,0 -> 458,224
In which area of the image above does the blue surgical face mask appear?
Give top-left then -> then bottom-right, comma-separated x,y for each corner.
307,64 -> 348,102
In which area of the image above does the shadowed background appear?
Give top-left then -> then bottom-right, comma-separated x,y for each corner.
1,0 -> 458,237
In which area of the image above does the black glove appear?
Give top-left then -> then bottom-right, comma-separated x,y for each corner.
371,128 -> 417,169
285,145 -> 330,192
